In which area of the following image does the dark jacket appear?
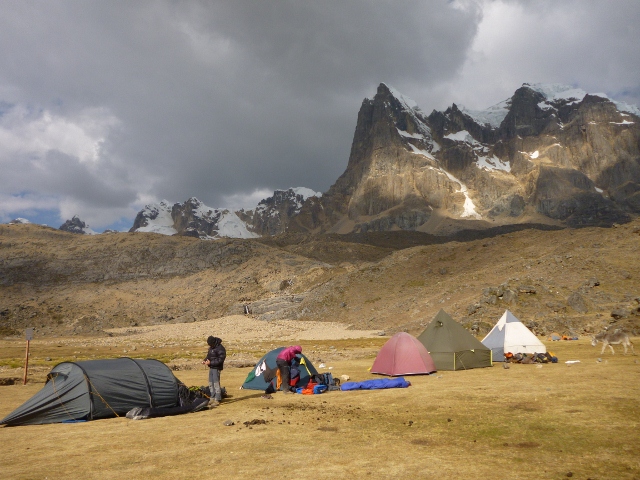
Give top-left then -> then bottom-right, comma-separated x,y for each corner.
204,336 -> 226,370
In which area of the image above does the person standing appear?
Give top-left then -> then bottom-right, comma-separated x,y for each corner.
202,336 -> 226,406
276,345 -> 302,394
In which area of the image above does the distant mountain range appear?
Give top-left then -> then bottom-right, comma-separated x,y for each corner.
42,82 -> 640,237
128,187 -> 321,239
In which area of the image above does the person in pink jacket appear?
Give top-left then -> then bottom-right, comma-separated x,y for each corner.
275,345 -> 302,394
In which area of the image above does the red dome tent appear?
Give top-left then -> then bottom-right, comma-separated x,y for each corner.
371,332 -> 437,376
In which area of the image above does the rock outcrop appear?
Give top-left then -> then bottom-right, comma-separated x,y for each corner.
59,216 -> 95,235
237,188 -> 321,236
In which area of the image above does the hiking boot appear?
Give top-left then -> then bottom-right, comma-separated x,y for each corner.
208,399 -> 220,408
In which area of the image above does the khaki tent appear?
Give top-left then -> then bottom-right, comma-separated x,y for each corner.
417,309 -> 492,370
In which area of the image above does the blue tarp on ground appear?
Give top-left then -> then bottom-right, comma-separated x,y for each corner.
340,377 -> 411,391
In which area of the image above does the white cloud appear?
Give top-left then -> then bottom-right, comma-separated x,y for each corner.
221,188 -> 274,210
0,104 -> 119,164
417,0 -> 640,112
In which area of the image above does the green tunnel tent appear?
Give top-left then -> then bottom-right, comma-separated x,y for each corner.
1,358 -> 179,426
241,347 -> 318,390
417,309 -> 492,370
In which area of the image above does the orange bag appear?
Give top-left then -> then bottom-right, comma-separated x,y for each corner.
300,382 -> 317,395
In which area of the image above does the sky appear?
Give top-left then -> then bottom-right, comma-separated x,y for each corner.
1,0 -> 639,231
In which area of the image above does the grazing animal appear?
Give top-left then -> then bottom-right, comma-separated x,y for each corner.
591,331 -> 635,355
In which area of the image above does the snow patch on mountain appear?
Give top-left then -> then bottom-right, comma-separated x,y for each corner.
444,130 -> 477,143
527,83 -> 640,116
385,84 -> 419,111
135,200 -> 178,235
528,83 -> 591,104
439,168 -> 481,219
384,83 -> 442,158
216,211 -> 259,239
613,101 -> 640,117
460,83 -> 640,129
476,154 -> 511,173
408,143 -> 436,160
461,99 -> 510,129
444,130 -> 510,172
289,187 -> 322,200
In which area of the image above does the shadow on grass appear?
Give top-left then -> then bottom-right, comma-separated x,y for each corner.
218,392 -> 269,405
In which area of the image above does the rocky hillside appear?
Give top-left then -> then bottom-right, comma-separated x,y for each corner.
297,83 -> 640,234
1,220 -> 638,339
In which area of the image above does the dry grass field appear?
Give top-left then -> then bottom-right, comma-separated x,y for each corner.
1,335 -> 638,479
1,220 -> 640,478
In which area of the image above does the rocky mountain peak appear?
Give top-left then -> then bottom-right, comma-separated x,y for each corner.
237,187 -> 321,236
302,82 -> 640,234
59,215 -> 96,235
128,82 -> 639,238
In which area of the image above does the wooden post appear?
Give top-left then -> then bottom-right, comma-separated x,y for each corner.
23,340 -> 30,385
23,328 -> 33,385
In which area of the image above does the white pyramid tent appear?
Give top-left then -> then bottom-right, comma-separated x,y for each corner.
481,310 -> 546,361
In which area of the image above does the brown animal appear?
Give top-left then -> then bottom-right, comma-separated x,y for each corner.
591,330 -> 635,355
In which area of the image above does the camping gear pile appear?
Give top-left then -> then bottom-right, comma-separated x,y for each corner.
505,352 -> 558,364
548,333 -> 579,341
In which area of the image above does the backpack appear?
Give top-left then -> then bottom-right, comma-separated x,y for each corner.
312,372 -> 340,391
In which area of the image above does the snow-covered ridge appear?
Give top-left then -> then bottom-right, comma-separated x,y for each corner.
460,83 -> 640,129
528,83 -> 593,103
133,187 -> 320,239
382,83 -> 441,157
461,99 -> 511,129
135,200 -> 178,236
385,83 -> 420,111
529,83 -> 640,117
289,187 -> 322,200
216,211 -> 259,239
135,197 -> 259,239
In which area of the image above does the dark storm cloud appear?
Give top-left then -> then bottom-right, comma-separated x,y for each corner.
0,1 -> 638,229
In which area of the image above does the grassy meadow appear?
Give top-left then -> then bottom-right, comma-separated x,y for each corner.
0,338 -> 638,479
